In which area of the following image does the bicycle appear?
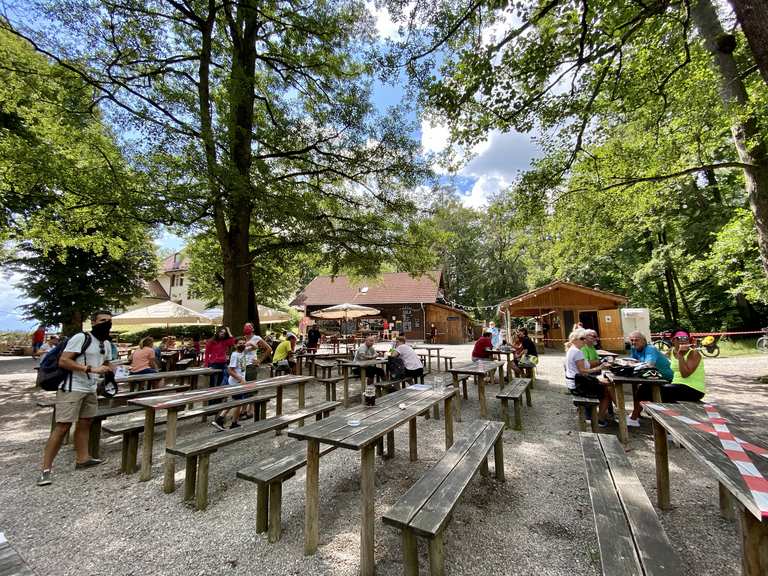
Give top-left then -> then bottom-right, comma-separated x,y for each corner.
757,328 -> 768,353
698,334 -> 721,358
652,330 -> 673,353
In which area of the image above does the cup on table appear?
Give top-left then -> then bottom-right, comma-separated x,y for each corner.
433,375 -> 445,392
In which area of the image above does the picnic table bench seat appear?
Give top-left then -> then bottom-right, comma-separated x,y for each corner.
104,394 -> 275,473
382,420 -> 505,576
572,396 -> 600,433
237,441 -> 337,542
441,356 -> 455,372
311,359 -> 339,378
580,432 -> 681,576
175,357 -> 195,370
109,384 -> 190,406
0,533 -> 35,576
316,376 -> 344,401
167,400 -> 341,510
496,378 -> 532,430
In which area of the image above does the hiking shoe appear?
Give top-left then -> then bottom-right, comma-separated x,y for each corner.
37,469 -> 52,486
75,458 -> 104,470
229,421 -> 241,430
210,416 -> 226,432
598,419 -> 611,428
626,416 -> 641,428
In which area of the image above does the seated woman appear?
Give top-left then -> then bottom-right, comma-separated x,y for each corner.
390,336 -> 424,381
129,337 -> 161,385
564,329 -> 613,426
627,327 -> 704,427
272,333 -> 297,374
471,331 -> 494,361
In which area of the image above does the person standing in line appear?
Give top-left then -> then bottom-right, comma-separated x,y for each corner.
37,311 -> 114,486
306,323 -> 321,353
488,321 -> 502,348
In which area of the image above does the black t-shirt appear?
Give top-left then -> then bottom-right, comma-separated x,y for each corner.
521,336 -> 538,357
307,327 -> 321,346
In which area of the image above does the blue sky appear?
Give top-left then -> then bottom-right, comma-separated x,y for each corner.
1,4 -> 539,331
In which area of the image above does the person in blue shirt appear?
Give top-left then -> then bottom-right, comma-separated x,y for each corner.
626,331 -> 673,427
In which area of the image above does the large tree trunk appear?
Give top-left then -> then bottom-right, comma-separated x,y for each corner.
693,0 -> 768,277
62,310 -> 83,337
247,275 -> 262,335
728,0 -> 768,86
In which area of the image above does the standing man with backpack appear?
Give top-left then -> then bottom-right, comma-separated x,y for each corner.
37,310 -> 114,486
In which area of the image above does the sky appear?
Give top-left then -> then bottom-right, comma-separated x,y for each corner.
1,4 -> 540,331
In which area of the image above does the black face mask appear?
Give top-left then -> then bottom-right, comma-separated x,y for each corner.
92,320 -> 112,341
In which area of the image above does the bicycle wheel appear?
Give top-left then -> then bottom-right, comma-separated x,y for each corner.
653,339 -> 671,353
700,345 -> 720,358
757,336 -> 768,353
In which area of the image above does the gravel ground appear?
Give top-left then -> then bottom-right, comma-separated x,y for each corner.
1,347 -> 766,575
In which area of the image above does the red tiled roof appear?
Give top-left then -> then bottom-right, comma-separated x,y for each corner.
161,253 -> 189,273
291,271 -> 443,307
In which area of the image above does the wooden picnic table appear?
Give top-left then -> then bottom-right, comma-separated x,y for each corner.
115,367 -> 219,392
339,358 -> 389,408
485,348 -> 515,384
288,386 -> 458,576
596,349 -> 619,357
411,345 -> 443,372
604,372 -> 668,444
448,360 -> 505,419
642,402 -> 768,576
129,374 -> 312,487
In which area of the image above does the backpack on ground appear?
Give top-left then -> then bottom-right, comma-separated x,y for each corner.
36,333 -> 92,391
387,355 -> 407,379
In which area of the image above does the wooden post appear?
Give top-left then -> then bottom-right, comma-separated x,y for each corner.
402,529 -> 419,576
304,439 -> 320,555
494,436 -> 505,481
183,456 -> 197,501
740,505 -> 768,576
256,483 -> 269,533
498,365 -> 504,389
409,418 -> 418,461
614,382 -> 628,444
88,418 -> 102,459
360,444 -> 376,576
268,482 -> 283,543
163,408 -> 179,494
480,456 -> 489,477
428,533 -> 445,576
478,374 -> 487,418
501,399 -> 510,429
590,406 -> 598,433
276,387 -> 283,417
513,398 -> 523,431
432,404 -> 440,420
444,397 -> 454,449
298,382 -> 306,427
360,366 -> 367,403
385,431 -> 395,459
651,382 -> 662,403
126,433 -> 139,474
139,408 -> 156,482
719,482 -> 735,520
525,385 -> 532,407
577,406 -> 587,432
195,453 -> 210,510
652,419 -> 671,510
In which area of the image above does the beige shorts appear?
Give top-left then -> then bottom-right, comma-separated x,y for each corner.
55,391 -> 98,423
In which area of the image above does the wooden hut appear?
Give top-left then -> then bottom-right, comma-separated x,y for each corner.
499,281 -> 629,351
291,271 -> 472,344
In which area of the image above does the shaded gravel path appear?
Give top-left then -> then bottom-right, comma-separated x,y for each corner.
0,349 -> 765,575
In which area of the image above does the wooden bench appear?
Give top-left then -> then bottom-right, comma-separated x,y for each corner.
441,355 -> 455,372
373,377 -> 411,397
518,361 -> 537,389
382,420 -> 505,576
572,395 -> 600,433
167,401 -> 341,509
316,376 -> 344,401
237,442 -> 337,542
496,378 -> 532,430
0,533 -> 35,576
103,394 -> 275,473
580,432 -> 681,575
312,359 -> 338,378
176,357 -> 195,370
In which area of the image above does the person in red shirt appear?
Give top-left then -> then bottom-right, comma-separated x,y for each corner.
471,331 -> 493,361
204,326 -> 236,396
32,325 -> 46,354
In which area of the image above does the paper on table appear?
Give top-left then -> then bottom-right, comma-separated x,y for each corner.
409,384 -> 431,390
0,532 -> 6,545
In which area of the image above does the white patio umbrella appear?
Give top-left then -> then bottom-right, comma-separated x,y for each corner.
112,301 -> 213,327
202,305 -> 291,325
311,303 -> 380,334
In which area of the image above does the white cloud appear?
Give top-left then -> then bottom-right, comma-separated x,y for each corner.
420,118 -> 451,155
366,2 -> 402,40
0,273 -> 35,331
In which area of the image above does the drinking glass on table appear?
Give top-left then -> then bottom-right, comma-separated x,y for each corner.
433,375 -> 445,392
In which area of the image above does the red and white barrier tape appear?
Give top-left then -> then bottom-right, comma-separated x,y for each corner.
643,402 -> 768,518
